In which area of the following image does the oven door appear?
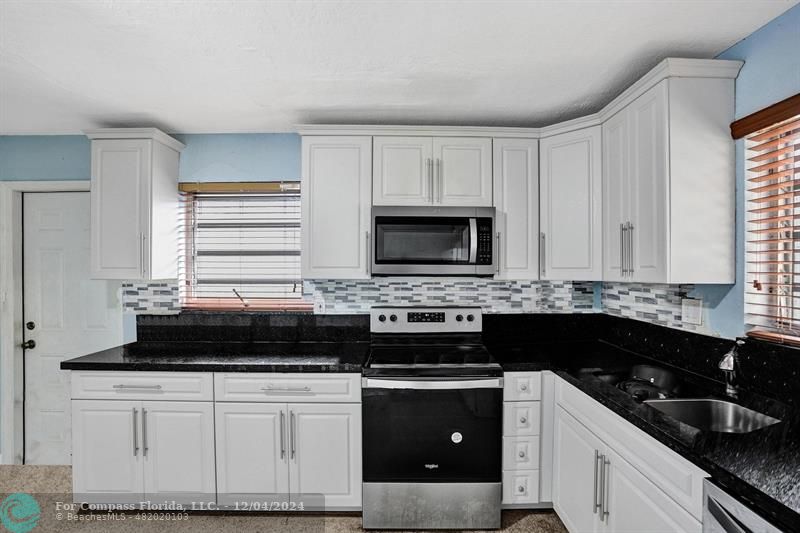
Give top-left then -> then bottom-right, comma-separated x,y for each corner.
362,377 -> 502,483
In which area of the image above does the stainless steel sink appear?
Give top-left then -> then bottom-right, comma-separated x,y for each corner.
644,398 -> 781,434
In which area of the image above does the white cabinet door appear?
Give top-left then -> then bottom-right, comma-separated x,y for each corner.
71,400 -> 144,503
289,403 -> 361,509
540,126 -> 602,280
215,403 -> 289,506
602,108 -> 630,282
493,138 -> 539,280
628,81 -> 669,283
301,136 -> 372,279
90,139 -> 149,279
553,406 -> 604,533
142,402 -> 216,504
434,137 -> 492,206
603,448 -> 701,533
373,137 -> 433,205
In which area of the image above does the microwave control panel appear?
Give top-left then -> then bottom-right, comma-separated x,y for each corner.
477,218 -> 493,265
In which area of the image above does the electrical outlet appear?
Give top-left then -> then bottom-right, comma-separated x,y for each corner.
681,298 -> 703,326
315,299 -> 326,314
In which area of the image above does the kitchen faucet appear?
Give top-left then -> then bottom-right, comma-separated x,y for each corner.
719,339 -> 745,398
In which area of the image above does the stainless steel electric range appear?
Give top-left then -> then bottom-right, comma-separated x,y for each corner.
361,306 -> 502,530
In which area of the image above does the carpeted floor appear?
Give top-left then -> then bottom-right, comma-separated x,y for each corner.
0,466 -> 567,532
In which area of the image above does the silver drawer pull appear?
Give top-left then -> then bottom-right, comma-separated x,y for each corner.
517,486 -> 525,493
518,451 -> 525,458
520,416 -> 527,424
520,383 -> 528,391
113,384 -> 162,390
261,385 -> 312,392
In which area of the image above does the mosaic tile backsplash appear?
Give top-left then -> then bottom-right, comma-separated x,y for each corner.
303,278 -> 595,314
121,281 -> 180,314
601,282 -> 704,333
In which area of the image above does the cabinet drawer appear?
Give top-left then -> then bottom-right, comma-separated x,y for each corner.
502,436 -> 539,470
502,470 -> 540,504
504,372 -> 541,402
71,371 -> 213,401
503,401 -> 540,436
215,373 -> 361,403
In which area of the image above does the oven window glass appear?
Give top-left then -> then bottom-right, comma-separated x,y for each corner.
375,217 -> 471,264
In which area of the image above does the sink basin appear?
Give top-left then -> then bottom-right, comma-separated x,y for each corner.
644,398 -> 781,434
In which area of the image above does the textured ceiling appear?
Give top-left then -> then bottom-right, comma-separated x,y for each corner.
0,0 -> 796,134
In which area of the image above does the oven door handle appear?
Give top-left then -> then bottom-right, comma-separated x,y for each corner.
362,377 -> 503,390
468,218 -> 478,264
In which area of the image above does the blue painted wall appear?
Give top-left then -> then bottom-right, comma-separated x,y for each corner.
692,3 -> 800,339
0,133 -> 301,182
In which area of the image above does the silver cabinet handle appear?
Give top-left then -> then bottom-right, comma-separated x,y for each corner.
518,450 -> 525,458
520,383 -> 528,391
540,232 -> 546,277
142,408 -> 148,457
593,450 -> 601,514
517,485 -> 525,493
520,416 -> 527,424
132,408 -> 139,457
627,222 -> 634,276
140,232 -> 146,277
113,384 -> 162,390
426,158 -> 433,202
620,223 -> 626,275
290,411 -> 296,459
261,385 -> 311,393
707,497 -> 750,533
279,410 -> 286,459
436,158 -> 442,203
602,455 -> 610,520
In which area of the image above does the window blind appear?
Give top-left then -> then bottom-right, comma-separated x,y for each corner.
179,182 -> 310,311
745,114 -> 800,338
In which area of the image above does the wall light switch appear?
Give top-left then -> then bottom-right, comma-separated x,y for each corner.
682,298 -> 703,326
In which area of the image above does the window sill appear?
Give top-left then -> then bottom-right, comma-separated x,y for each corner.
746,329 -> 800,348
181,298 -> 314,312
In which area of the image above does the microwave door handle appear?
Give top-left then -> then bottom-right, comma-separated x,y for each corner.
468,218 -> 478,264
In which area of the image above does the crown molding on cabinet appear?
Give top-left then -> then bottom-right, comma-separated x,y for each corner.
297,58 -> 744,139
84,128 -> 186,152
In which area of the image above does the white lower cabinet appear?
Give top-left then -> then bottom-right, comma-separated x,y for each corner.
553,378 -> 705,533
215,403 -> 289,506
72,400 -> 144,503
72,400 -> 215,505
215,402 -> 362,510
502,372 -> 543,507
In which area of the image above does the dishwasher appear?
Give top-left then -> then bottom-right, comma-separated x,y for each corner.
703,479 -> 785,532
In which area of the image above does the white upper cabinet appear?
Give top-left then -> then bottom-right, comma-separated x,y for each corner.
540,126 -> 603,281
493,138 -> 539,280
434,137 -> 493,206
602,76 -> 735,284
301,136 -> 372,279
373,137 -> 433,205
372,136 -> 492,206
87,129 -> 184,280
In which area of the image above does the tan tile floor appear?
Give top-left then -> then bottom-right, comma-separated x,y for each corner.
0,466 -> 567,533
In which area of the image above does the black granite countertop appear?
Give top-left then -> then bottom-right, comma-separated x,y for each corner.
60,341 -> 369,373
489,339 -> 800,532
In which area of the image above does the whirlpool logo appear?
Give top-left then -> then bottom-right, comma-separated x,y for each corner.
0,493 -> 41,533
424,464 -> 439,470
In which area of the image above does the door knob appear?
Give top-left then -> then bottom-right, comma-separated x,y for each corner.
21,340 -> 36,350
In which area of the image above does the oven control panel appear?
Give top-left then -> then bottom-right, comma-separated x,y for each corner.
370,307 -> 482,333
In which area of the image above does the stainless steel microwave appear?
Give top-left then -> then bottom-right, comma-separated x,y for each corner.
371,206 -> 496,276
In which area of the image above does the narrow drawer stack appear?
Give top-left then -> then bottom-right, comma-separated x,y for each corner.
502,371 -> 541,506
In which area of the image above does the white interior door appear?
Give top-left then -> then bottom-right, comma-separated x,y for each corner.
23,192 -> 123,464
